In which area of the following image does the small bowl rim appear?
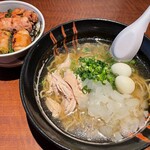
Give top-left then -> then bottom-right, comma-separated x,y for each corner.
0,0 -> 45,58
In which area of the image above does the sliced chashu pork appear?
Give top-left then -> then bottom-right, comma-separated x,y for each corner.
45,97 -> 61,118
46,71 -> 76,115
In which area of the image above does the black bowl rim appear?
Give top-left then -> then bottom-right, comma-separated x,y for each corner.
19,18 -> 150,149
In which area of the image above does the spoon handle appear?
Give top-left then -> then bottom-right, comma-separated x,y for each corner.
132,6 -> 150,32
110,6 -> 150,62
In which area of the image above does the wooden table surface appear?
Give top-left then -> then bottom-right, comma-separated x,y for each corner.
0,0 -> 150,149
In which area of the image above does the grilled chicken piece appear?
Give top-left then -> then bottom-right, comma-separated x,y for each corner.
0,18 -> 12,31
0,30 -> 11,54
0,7 -> 38,32
12,16 -> 33,32
23,10 -> 38,23
0,16 -> 33,32
0,8 -> 39,54
12,8 -> 38,23
0,12 -> 7,19
12,29 -> 31,51
11,8 -> 26,17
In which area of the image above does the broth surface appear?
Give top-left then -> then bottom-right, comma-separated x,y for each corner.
37,39 -> 150,144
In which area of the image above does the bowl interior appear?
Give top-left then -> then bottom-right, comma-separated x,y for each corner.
20,19 -> 150,150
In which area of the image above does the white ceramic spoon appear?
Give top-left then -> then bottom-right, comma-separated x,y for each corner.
110,6 -> 150,62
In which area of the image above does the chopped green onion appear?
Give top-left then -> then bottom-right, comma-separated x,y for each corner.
8,33 -> 14,53
75,57 -> 116,88
5,9 -> 12,18
82,85 -> 91,94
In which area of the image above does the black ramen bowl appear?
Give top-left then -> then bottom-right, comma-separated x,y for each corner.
20,19 -> 150,150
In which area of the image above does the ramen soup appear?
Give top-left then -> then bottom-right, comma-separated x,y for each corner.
39,41 -> 150,143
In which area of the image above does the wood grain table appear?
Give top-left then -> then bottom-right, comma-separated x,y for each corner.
0,0 -> 150,149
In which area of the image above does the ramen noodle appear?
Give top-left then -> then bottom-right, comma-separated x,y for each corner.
40,41 -> 150,143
